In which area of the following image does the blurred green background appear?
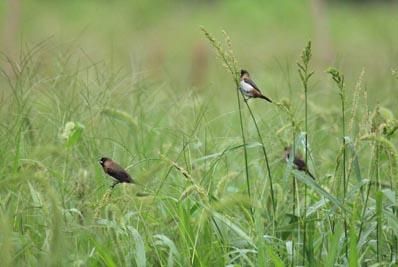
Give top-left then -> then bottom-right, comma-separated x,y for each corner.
1,0 -> 397,105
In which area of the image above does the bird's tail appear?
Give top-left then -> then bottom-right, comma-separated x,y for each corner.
307,170 -> 316,180
260,94 -> 272,103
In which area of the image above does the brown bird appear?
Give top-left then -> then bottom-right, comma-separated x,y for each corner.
99,157 -> 135,189
284,147 -> 315,180
239,69 -> 272,103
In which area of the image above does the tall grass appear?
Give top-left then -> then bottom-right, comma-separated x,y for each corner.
200,28 -> 276,224
1,35 -> 398,266
297,41 -> 314,265
327,67 -> 349,259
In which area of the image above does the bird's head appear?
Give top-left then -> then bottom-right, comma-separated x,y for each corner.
99,157 -> 110,167
283,146 -> 291,159
240,69 -> 249,78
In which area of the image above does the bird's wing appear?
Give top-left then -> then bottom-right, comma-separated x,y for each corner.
105,163 -> 133,183
243,77 -> 262,93
293,158 -> 307,171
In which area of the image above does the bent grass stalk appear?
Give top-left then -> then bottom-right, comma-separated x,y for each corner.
242,100 -> 275,211
201,27 -> 276,223
199,28 -> 251,210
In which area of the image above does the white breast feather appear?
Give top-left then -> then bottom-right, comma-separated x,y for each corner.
240,80 -> 253,93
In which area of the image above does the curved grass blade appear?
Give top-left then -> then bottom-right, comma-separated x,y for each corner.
154,234 -> 180,267
292,170 -> 344,211
126,226 -> 146,267
213,212 -> 256,248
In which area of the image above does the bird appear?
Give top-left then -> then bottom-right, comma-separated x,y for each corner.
99,157 -> 136,189
284,147 -> 315,179
239,69 -> 272,103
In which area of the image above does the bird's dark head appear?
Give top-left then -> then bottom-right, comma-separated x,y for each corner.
240,69 -> 249,77
99,157 -> 111,167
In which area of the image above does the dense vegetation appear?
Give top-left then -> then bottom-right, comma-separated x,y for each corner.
1,1 -> 398,266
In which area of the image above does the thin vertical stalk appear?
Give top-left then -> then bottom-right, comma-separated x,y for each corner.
297,41 -> 313,264
375,145 -> 381,263
237,89 -> 251,202
341,84 -> 348,259
292,139 -> 296,267
303,59 -> 309,267
357,141 -> 376,241
327,67 -> 348,259
243,99 -> 275,216
278,102 -> 299,264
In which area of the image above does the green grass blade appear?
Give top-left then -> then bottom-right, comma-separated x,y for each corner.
292,170 -> 344,210
345,137 -> 363,183
325,225 -> 343,266
127,226 -> 147,267
154,234 -> 180,267
376,191 -> 383,263
213,212 -> 256,248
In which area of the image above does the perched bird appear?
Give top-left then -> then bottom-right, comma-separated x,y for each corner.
284,147 -> 315,180
239,69 -> 272,103
99,157 -> 135,189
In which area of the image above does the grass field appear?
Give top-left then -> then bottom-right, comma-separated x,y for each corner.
1,1 -> 398,266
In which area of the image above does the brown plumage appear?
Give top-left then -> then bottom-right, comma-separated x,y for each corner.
239,69 -> 272,103
99,157 -> 135,188
284,147 -> 315,180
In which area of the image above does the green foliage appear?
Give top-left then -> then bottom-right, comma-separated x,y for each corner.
327,67 -> 345,95
1,2 -> 398,266
60,121 -> 85,148
371,106 -> 398,138
297,41 -> 314,88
